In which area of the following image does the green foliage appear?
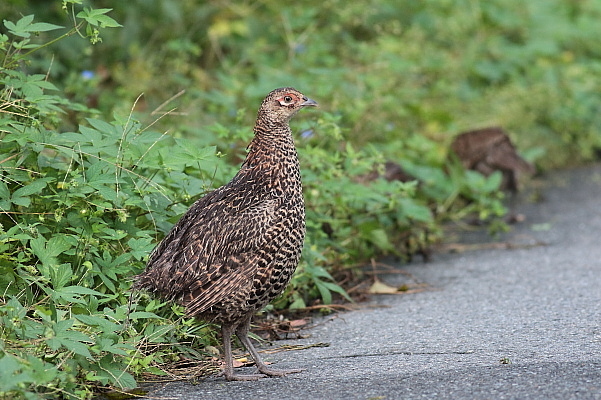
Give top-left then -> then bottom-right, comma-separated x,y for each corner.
0,7 -> 218,399
17,0 -> 592,169
2,0 -> 600,397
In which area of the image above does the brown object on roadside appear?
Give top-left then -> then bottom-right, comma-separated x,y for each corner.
451,126 -> 535,192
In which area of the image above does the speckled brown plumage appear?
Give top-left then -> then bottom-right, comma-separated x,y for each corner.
134,87 -> 317,380
451,126 -> 535,193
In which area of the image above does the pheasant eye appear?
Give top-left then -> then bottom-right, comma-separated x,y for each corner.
284,95 -> 293,102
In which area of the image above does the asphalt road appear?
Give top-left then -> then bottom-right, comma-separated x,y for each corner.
142,164 -> 601,400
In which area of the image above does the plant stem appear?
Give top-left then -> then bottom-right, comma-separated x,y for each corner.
4,23 -> 84,69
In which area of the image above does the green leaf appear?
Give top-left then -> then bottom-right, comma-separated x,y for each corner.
367,228 -> 395,252
0,353 -> 21,378
29,234 -> 73,269
47,337 -> 93,359
314,279 -> 332,305
76,8 -> 122,28
144,324 -> 175,343
320,280 -> 352,301
0,354 -> 28,391
0,181 -> 12,210
127,311 -> 161,320
399,198 -> 433,223
4,15 -> 34,37
94,14 -> 123,28
11,177 -> 52,207
306,265 -> 335,280
52,286 -> 106,304
86,117 -> 118,135
75,314 -> 121,333
483,171 -> 503,192
50,263 -> 73,290
128,237 -> 154,261
27,22 -> 64,32
29,236 -> 50,271
288,297 -> 306,310
61,329 -> 93,344
95,337 -> 130,356
4,15 -> 63,37
104,367 -> 137,389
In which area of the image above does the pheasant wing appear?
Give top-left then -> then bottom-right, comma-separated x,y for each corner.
138,175 -> 281,315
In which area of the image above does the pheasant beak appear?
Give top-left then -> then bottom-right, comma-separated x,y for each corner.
301,97 -> 318,107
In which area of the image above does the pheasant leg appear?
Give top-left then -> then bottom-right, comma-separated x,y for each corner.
221,323 -> 266,381
235,316 -> 304,377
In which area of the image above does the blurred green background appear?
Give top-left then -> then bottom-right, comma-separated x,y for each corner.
2,0 -> 601,396
4,0 -> 601,167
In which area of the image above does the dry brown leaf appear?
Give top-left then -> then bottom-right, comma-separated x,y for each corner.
233,358 -> 248,368
289,319 -> 308,328
368,279 -> 399,294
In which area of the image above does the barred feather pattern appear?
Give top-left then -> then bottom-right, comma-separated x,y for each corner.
134,88 -> 313,325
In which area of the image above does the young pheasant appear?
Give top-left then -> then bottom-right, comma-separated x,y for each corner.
134,87 -> 317,381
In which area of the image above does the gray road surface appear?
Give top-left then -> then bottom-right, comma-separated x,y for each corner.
142,164 -> 601,400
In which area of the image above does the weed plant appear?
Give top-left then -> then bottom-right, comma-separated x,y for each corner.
1,0 -> 600,397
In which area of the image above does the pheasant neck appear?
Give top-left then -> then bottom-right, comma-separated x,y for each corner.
241,125 -> 302,192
